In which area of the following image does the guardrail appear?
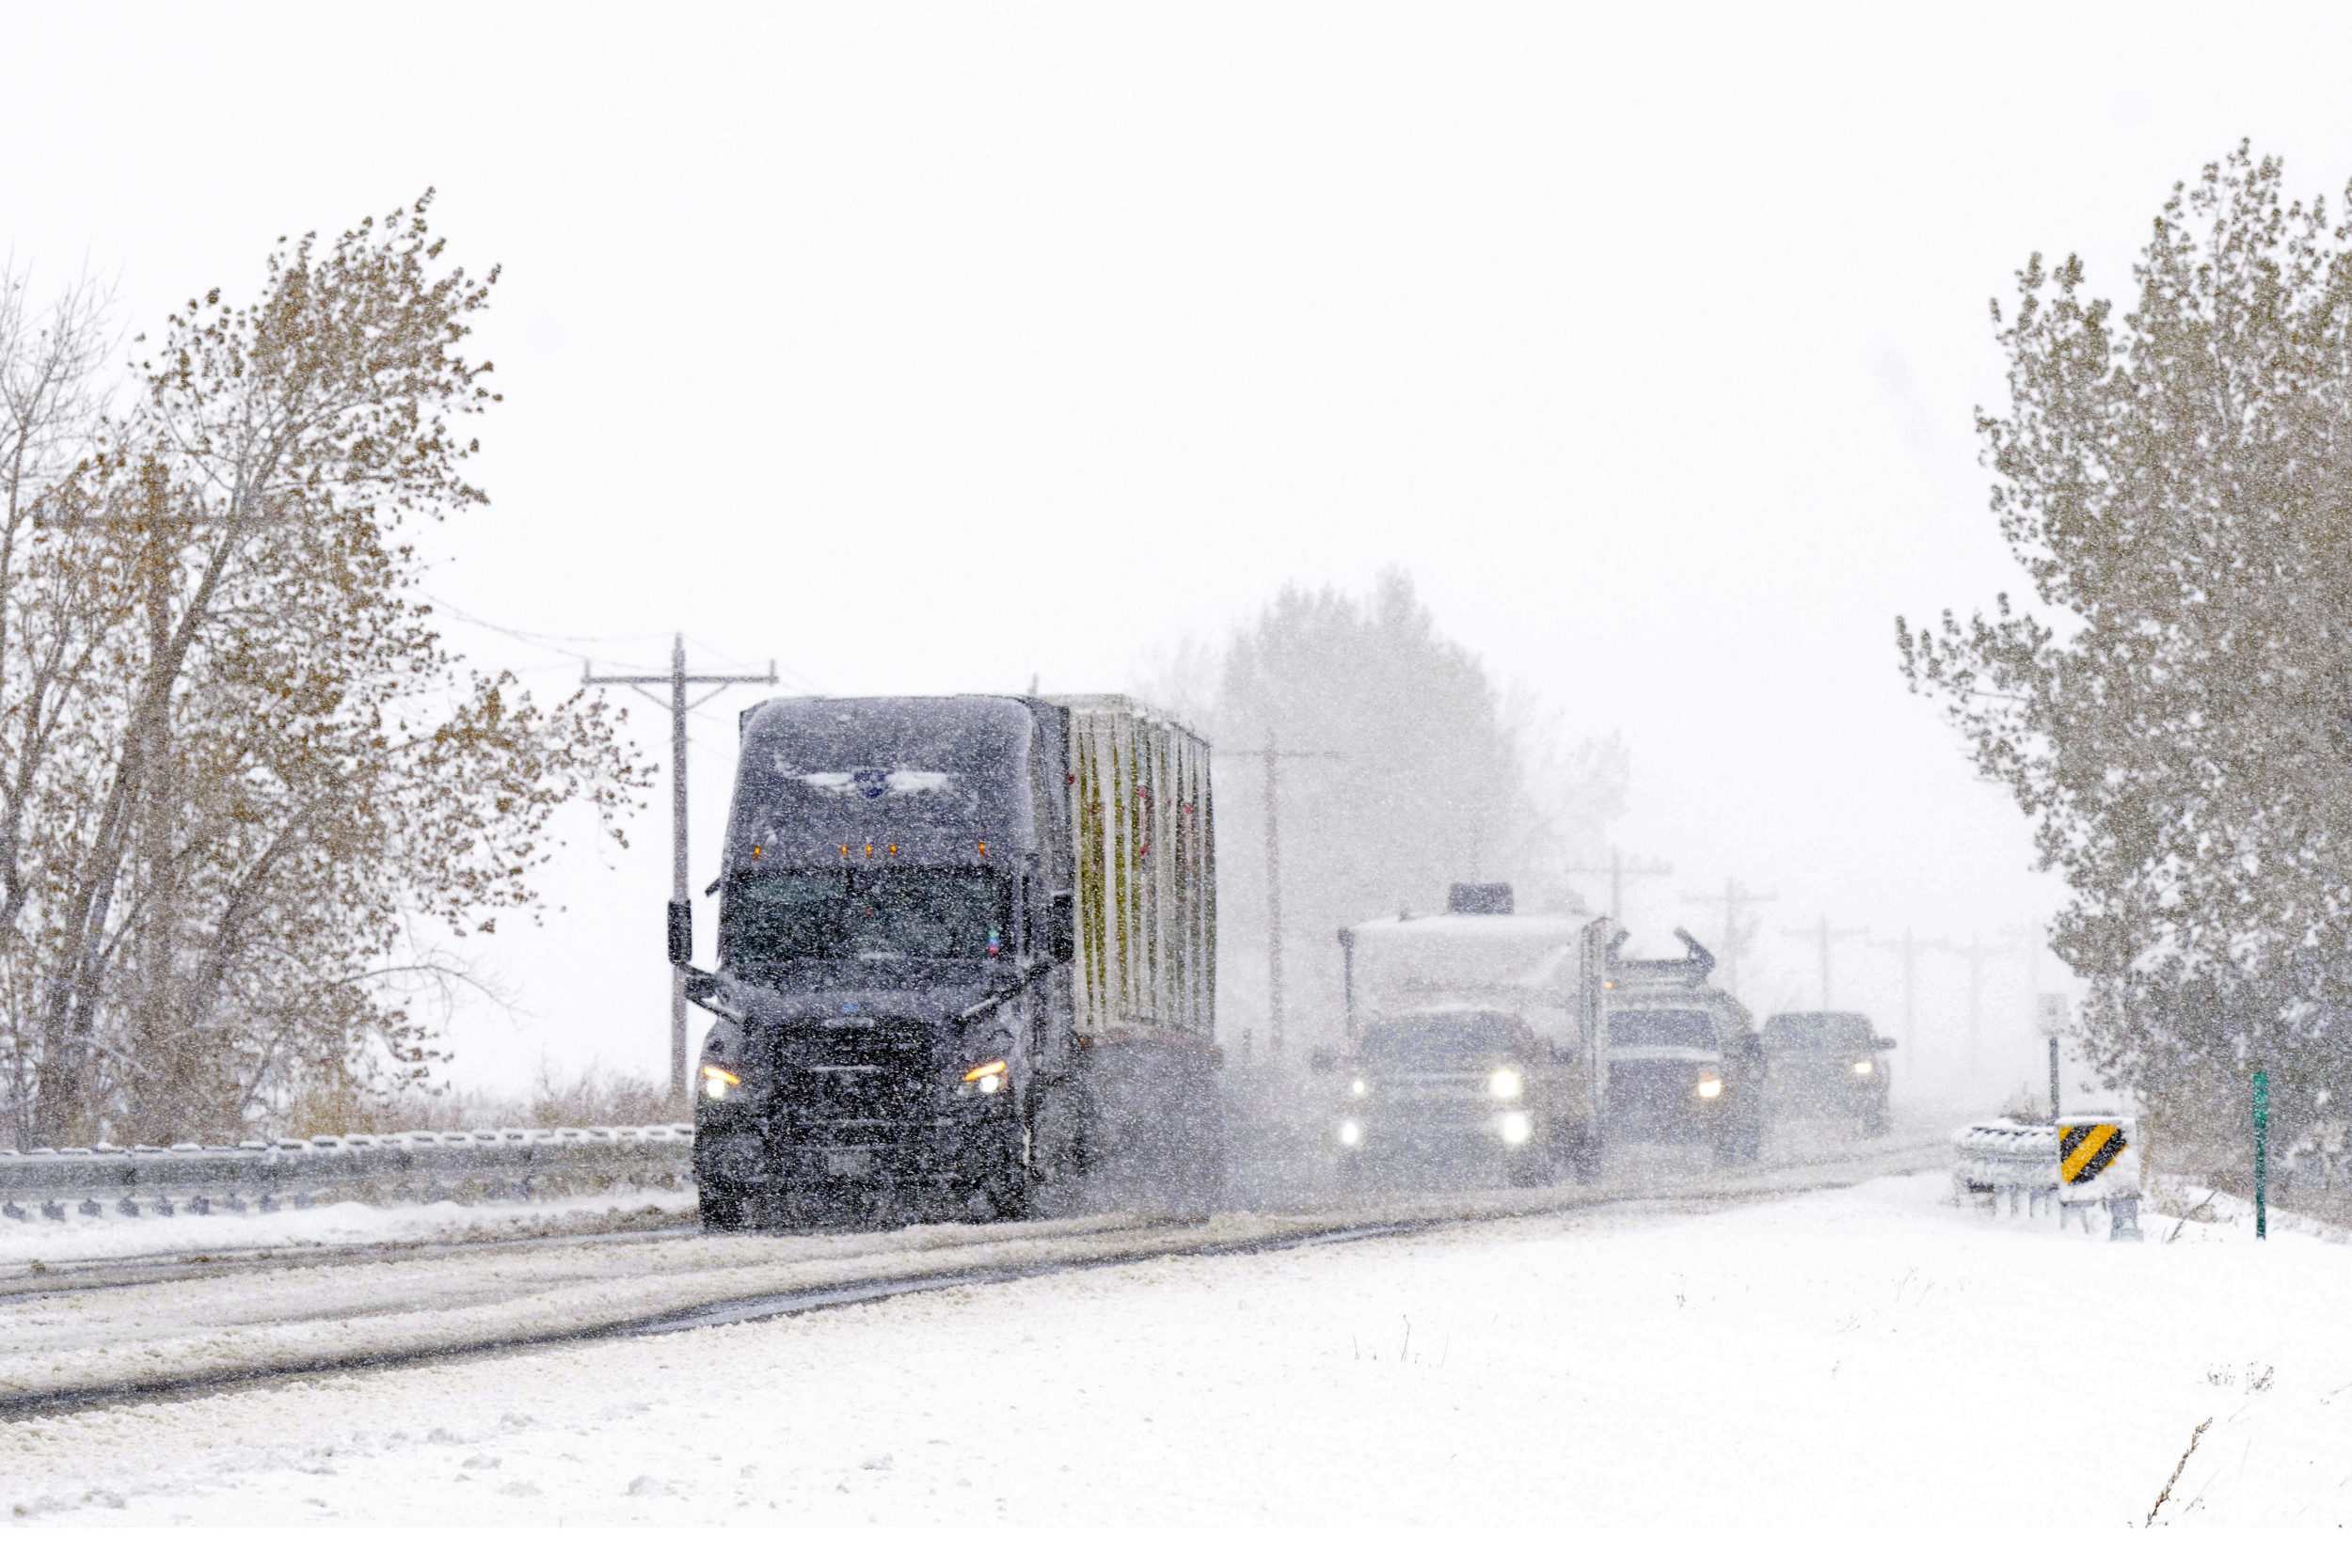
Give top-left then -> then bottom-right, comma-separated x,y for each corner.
1953,1116 -> 2141,1241
0,1125 -> 696,1220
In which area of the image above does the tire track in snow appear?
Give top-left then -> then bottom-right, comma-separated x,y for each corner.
0,1134 -> 1947,1421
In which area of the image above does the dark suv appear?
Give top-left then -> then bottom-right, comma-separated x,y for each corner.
1758,1012 -> 1892,1137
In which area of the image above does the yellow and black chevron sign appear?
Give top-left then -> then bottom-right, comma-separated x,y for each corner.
2059,1121 -> 2127,1184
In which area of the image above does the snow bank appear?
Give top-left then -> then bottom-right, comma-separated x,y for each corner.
9,1162 -> 2347,1526
0,1187 -> 700,1268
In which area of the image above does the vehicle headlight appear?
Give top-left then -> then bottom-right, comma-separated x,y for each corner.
1338,1119 -> 1363,1148
963,1058 -> 1009,1096
1696,1076 -> 1724,1101
1350,1078 -> 1369,1099
1851,1060 -> 1874,1076
1498,1111 -> 1534,1146
1487,1067 -> 1524,1101
701,1064 -> 740,1101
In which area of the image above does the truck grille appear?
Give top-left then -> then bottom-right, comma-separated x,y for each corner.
744,1024 -> 980,1187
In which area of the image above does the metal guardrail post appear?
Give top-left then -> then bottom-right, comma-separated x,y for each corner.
0,1124 -> 697,1219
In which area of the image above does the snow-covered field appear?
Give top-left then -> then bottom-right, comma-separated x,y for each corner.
5,1167 -> 2343,1527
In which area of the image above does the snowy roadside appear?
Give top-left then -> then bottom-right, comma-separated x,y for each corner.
0,1187 -> 701,1268
0,1138 -> 1947,1411
8,1166 -> 2350,1527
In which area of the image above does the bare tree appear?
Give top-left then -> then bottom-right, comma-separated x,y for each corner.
0,198 -> 648,1148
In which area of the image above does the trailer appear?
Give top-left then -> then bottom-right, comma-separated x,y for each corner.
673,693 -> 1218,1228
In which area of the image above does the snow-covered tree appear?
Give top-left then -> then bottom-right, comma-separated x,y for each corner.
1152,569 -> 1624,1063
1900,144 -> 2352,1127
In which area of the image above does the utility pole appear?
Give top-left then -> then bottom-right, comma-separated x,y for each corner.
1563,847 -> 1674,924
1680,878 -> 1778,997
1959,932 -> 2023,1078
1223,735 -> 1341,1066
1780,915 -> 1869,1011
1867,927 -> 1954,1058
585,635 -> 778,1100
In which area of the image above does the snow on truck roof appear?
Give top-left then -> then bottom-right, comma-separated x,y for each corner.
1345,912 -> 1584,999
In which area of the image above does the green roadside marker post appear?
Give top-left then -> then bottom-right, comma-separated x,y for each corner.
2253,1069 -> 2269,1242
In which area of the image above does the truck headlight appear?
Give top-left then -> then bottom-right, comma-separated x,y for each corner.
1851,1060 -> 1873,1076
1696,1077 -> 1724,1100
1338,1119 -> 1363,1148
701,1064 -> 740,1101
1350,1078 -> 1369,1099
963,1058 -> 1008,1096
1499,1111 -> 1534,1146
1487,1067 -> 1524,1101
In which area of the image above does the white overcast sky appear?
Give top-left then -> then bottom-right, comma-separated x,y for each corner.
8,3 -> 2349,1103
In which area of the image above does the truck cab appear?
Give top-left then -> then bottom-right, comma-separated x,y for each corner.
1588,927 -> 1765,1164
1322,883 -> 1602,1185
678,694 -> 1217,1229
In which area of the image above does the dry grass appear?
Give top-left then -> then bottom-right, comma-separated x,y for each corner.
2139,1061 -> 2352,1228
285,1062 -> 686,1137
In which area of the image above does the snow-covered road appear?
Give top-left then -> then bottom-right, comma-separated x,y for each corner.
0,1138 -> 1939,1413
7,1163 -> 2344,1527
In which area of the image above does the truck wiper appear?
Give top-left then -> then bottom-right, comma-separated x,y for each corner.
955,960 -> 1041,1025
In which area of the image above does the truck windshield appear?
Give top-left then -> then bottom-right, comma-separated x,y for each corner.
722,870 -> 1008,963
1609,1010 -> 1717,1052
1763,1014 -> 1874,1053
1359,1012 -> 1532,1069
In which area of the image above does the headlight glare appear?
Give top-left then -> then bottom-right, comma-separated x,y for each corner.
1696,1076 -> 1724,1100
1338,1119 -> 1363,1148
1350,1078 -> 1369,1099
1851,1060 -> 1874,1076
1499,1111 -> 1534,1146
1487,1067 -> 1524,1101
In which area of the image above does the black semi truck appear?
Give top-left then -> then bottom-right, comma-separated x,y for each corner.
671,694 -> 1219,1229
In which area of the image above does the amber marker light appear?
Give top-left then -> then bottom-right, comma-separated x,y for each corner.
977,841 -> 988,856
962,1059 -> 1009,1082
701,1064 -> 741,1101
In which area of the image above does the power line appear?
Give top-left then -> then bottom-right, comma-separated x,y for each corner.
682,633 -> 824,694
421,594 -> 667,658
1867,928 -> 1956,1060
1780,915 -> 1870,1011
1562,847 -> 1674,924
1680,879 -> 1778,998
1958,931 -> 2025,1078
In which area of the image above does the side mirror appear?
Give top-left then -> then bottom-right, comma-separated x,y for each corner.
682,968 -> 745,1026
1048,890 -> 1076,963
667,899 -> 692,966
1875,1037 -> 1897,1053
